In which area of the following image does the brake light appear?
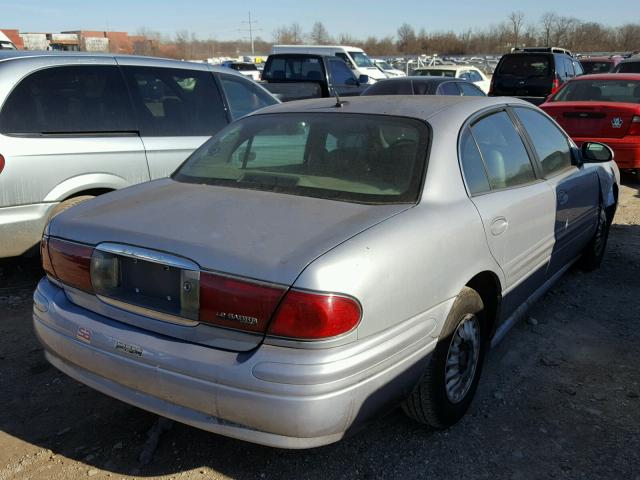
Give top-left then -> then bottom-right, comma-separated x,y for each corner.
0,154 -> 4,174
268,290 -> 361,340
41,237 -> 55,278
629,115 -> 640,136
45,237 -> 94,292
199,271 -> 286,333
551,77 -> 560,94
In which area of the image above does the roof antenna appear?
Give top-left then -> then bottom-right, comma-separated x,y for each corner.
333,90 -> 344,108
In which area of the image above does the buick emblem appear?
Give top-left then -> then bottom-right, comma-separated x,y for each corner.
183,281 -> 193,292
611,117 -> 623,129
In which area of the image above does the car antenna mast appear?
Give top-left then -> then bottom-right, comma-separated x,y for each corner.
334,90 -> 344,108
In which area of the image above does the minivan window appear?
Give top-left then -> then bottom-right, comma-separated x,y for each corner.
470,111 -> 536,189
174,113 -> 429,204
219,74 -> 277,120
497,55 -> 550,77
513,107 -> 572,177
0,65 -> 135,134
122,66 -> 227,137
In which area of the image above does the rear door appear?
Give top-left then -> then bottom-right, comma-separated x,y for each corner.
120,63 -> 229,179
512,106 -> 599,271
460,110 -> 556,301
0,62 -> 148,210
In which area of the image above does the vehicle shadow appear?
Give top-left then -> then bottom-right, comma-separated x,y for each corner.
1,232 -> 638,478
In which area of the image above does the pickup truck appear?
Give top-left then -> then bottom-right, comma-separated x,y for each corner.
260,53 -> 370,102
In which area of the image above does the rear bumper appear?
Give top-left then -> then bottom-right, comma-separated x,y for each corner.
0,203 -> 57,258
33,278 -> 440,449
573,137 -> 640,169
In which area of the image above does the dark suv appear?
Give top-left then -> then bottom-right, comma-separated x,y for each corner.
490,47 -> 583,105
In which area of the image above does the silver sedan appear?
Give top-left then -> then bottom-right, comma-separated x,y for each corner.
33,96 -> 619,449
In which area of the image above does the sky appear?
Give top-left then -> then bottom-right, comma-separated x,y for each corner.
0,0 -> 633,41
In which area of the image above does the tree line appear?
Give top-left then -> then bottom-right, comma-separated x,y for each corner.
136,12 -> 640,60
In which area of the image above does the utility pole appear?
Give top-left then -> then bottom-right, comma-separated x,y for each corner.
240,11 -> 261,56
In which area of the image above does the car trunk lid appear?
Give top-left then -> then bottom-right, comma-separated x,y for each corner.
543,102 -> 640,138
49,178 -> 411,351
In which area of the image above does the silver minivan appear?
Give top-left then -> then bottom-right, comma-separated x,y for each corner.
0,51 -> 278,258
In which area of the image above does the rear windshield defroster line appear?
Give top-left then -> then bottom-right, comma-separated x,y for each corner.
173,112 -> 431,205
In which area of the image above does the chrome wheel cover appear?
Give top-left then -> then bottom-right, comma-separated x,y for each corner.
445,314 -> 481,404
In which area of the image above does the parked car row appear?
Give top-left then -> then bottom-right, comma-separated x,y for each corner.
0,45 -> 628,451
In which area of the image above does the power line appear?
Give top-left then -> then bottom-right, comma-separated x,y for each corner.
239,11 -> 261,56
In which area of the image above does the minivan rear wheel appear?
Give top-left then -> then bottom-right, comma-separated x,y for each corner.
49,195 -> 95,219
402,286 -> 486,429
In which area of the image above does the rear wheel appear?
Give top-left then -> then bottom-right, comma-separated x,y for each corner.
579,206 -> 609,271
49,195 -> 95,219
402,287 -> 487,429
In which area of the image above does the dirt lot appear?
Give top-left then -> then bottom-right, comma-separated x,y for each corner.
1,176 -> 639,480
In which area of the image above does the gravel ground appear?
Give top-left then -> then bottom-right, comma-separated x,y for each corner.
1,176 -> 639,480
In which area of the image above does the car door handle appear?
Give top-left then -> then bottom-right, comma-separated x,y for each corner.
558,190 -> 569,206
490,217 -> 509,236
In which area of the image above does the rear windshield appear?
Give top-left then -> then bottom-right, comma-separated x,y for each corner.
173,113 -> 429,204
581,61 -> 613,74
232,64 -> 257,71
415,69 -> 455,78
553,79 -> 640,103
497,55 -> 551,76
263,57 -> 323,81
616,62 -> 640,73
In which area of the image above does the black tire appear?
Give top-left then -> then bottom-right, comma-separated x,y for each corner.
49,195 -> 95,219
402,287 -> 487,429
579,206 -> 609,271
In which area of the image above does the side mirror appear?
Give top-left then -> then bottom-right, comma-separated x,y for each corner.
358,74 -> 369,85
581,142 -> 613,163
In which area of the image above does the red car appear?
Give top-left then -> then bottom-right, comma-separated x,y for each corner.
540,73 -> 640,171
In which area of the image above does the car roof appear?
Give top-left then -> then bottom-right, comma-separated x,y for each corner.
580,57 -> 614,62
571,73 -> 640,81
0,50 -> 232,74
251,95 -> 531,122
413,65 -> 479,72
377,76 -> 469,85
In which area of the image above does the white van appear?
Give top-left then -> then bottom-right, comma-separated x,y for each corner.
0,31 -> 17,50
270,45 -> 387,82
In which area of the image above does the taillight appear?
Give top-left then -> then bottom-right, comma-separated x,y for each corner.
268,290 -> 361,340
45,237 -> 94,292
41,236 -> 55,278
0,154 -> 5,174
199,271 -> 286,333
551,77 -> 560,94
629,115 -> 640,136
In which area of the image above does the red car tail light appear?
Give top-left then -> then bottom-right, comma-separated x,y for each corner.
46,237 -> 94,292
199,271 -> 287,333
629,115 -> 640,136
0,154 -> 5,174
551,77 -> 560,94
268,290 -> 361,340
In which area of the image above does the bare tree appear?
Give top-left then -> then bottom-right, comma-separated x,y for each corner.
309,22 -> 332,45
508,11 -> 525,49
540,12 -> 557,46
273,23 -> 304,44
397,23 -> 418,54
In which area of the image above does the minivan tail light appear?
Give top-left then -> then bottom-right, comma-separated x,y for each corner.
629,115 -> 640,136
268,290 -> 361,340
45,237 -> 94,292
199,272 -> 286,333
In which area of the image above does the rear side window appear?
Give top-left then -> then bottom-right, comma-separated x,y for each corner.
363,80 -> 412,95
616,62 -> 640,73
513,107 -> 571,177
219,74 -> 276,120
459,83 -> 485,96
437,82 -> 461,96
122,66 -> 227,137
0,65 -> 134,134
470,111 -> 536,189
497,55 -> 551,77
459,128 -> 490,195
